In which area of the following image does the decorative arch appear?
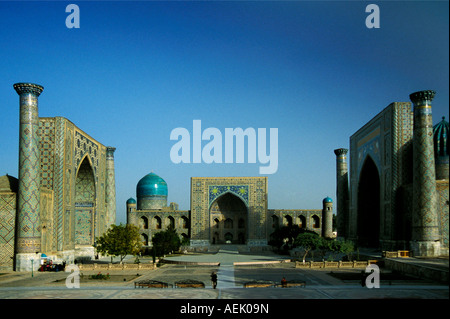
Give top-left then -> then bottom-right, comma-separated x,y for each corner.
153,216 -> 162,229
74,156 -> 96,245
284,215 -> 293,227
312,215 -> 320,228
209,185 -> 249,209
167,216 -> 175,229
140,216 -> 148,229
209,192 -> 247,244
357,155 -> 381,247
298,215 -> 306,229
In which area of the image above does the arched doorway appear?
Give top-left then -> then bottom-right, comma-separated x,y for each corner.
209,192 -> 247,244
74,156 -> 96,246
357,156 -> 381,248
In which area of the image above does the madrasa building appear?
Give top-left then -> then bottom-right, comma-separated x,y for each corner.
128,90 -> 448,257
334,90 -> 449,257
126,174 -> 334,251
0,83 -> 117,271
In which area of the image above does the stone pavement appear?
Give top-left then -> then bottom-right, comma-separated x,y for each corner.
0,246 -> 448,300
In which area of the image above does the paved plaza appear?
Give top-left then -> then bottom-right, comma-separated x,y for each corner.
0,247 -> 448,300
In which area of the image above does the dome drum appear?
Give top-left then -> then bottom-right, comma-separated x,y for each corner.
137,195 -> 167,210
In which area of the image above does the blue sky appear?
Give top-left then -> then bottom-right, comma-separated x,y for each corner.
0,1 -> 448,225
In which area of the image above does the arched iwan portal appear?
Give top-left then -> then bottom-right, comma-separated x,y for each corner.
74,156 -> 96,246
357,156 -> 380,248
210,192 -> 247,244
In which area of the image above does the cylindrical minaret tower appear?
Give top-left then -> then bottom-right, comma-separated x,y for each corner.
105,146 -> 116,227
410,90 -> 440,257
13,82 -> 44,271
322,197 -> 334,239
334,148 -> 349,239
126,198 -> 137,225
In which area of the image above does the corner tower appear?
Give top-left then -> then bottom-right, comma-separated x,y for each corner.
322,197 -> 334,238
410,90 -> 440,257
13,82 -> 44,271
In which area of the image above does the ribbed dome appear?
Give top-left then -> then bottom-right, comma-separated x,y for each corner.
433,116 -> 449,157
136,172 -> 168,197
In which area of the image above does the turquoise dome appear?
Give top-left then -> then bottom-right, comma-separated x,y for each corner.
323,196 -> 333,203
136,172 -> 168,198
126,197 -> 136,204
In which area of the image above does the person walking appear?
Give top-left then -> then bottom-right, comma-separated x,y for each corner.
211,272 -> 218,289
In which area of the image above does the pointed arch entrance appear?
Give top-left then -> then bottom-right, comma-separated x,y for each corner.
210,192 -> 247,244
74,156 -> 96,246
357,156 -> 380,247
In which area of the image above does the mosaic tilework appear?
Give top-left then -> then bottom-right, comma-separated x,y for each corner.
74,157 -> 96,245
411,92 -> 440,242
105,147 -> 116,227
39,188 -> 54,253
436,181 -> 449,248
38,119 -> 55,189
53,117 -> 66,251
349,102 -> 414,246
16,89 -> 42,254
0,193 -> 16,270
75,130 -> 99,180
190,177 -> 267,245
75,209 -> 93,245
209,185 -> 249,207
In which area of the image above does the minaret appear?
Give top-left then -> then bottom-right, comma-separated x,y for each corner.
13,82 -> 44,271
126,198 -> 137,225
410,90 -> 440,257
322,197 -> 334,238
334,148 -> 349,239
105,146 -> 116,227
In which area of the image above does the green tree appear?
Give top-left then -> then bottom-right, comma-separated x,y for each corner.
294,232 -> 324,263
96,223 -> 142,262
326,239 -> 355,261
151,225 -> 181,258
337,239 -> 355,261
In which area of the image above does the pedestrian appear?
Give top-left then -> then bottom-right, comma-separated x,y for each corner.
281,277 -> 287,288
211,272 -> 218,289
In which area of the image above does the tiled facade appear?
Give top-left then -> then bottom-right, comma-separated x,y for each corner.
127,176 -> 333,251
0,83 -> 117,271
336,92 -> 449,256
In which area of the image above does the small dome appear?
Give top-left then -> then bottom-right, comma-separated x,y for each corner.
434,116 -> 449,157
323,196 -> 333,203
0,174 -> 18,193
126,197 -> 136,204
136,172 -> 168,197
